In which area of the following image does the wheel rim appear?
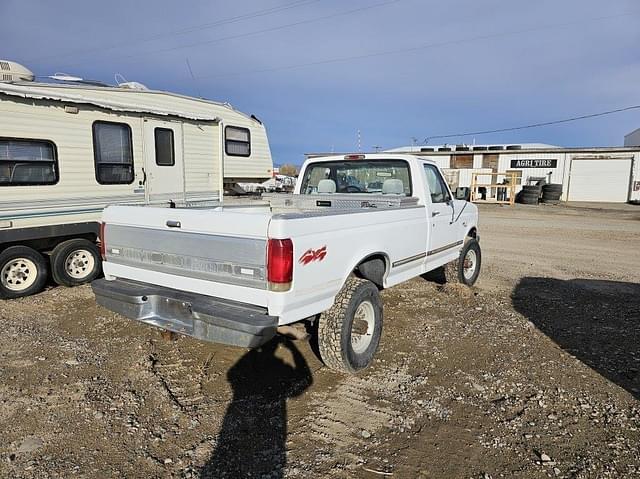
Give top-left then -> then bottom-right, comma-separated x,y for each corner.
351,300 -> 375,354
64,249 -> 95,279
1,258 -> 38,291
463,249 -> 477,280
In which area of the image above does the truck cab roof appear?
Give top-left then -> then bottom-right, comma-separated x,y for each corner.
305,153 -> 437,165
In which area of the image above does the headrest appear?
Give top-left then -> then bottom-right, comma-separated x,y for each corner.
382,178 -> 404,195
317,179 -> 336,194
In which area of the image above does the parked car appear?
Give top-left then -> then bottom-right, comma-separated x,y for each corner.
92,154 -> 481,373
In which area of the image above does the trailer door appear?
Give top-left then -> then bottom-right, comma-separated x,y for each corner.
143,120 -> 184,205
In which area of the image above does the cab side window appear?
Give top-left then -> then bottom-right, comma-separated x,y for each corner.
423,164 -> 451,203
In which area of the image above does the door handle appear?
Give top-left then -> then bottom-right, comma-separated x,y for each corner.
431,211 -> 440,217
141,167 -> 147,185
166,220 -> 181,228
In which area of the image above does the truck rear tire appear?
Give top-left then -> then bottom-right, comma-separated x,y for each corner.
0,246 -> 49,299
444,239 -> 481,286
317,277 -> 383,373
51,239 -> 102,287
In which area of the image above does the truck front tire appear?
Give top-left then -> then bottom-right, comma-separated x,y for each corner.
0,246 -> 49,299
317,277 -> 383,373
444,238 -> 481,286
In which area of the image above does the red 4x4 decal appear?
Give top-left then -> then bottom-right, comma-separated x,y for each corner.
299,246 -> 327,265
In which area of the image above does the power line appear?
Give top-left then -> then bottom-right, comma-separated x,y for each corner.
191,10 -> 636,80
103,0 -> 403,67
29,0 -> 322,63
424,105 -> 640,142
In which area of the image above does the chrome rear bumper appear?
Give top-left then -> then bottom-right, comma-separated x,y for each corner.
92,278 -> 278,348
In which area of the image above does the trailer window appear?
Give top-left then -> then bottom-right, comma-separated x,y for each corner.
300,159 -> 412,195
225,126 -> 251,157
154,128 -> 175,166
93,121 -> 134,184
0,138 -> 58,186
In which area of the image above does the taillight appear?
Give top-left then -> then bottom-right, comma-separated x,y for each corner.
267,238 -> 293,292
99,222 -> 106,260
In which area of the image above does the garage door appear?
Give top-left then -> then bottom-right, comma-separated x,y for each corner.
568,159 -> 632,202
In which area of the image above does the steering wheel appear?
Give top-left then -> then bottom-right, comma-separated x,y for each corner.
343,185 -> 363,193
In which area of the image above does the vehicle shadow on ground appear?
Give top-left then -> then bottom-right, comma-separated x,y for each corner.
512,277 -> 640,400
200,337 -> 313,478
420,267 -> 447,284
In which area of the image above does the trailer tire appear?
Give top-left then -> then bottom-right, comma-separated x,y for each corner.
51,239 -> 102,287
0,246 -> 49,299
317,277 -> 383,373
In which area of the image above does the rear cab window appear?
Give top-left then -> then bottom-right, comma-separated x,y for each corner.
300,159 -> 412,195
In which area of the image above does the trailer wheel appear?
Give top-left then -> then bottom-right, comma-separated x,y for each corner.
0,246 -> 49,299
317,277 -> 383,373
51,239 -> 102,287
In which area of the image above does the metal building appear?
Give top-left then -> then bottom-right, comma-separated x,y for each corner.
306,143 -> 640,203
383,144 -> 640,203
625,128 -> 640,147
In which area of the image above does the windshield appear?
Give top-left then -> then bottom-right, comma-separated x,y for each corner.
299,159 -> 412,195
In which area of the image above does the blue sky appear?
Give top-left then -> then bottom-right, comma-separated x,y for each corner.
2,0 -> 639,164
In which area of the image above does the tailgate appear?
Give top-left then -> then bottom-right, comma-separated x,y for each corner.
101,206 -> 271,306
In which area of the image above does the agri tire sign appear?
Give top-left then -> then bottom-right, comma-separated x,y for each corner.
510,159 -> 558,168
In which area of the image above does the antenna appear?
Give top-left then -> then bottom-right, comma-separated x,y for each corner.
185,58 -> 202,98
357,129 -> 361,152
372,145 -> 381,152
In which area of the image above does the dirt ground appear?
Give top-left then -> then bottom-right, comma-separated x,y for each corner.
1,203 -> 639,479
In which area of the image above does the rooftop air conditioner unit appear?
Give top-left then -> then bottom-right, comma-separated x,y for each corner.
0,60 -> 35,82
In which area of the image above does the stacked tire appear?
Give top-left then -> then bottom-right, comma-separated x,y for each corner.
541,183 -> 563,204
518,185 -> 542,205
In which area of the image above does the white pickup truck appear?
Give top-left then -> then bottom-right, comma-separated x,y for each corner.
92,154 -> 481,372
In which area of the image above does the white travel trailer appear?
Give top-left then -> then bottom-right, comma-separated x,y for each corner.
0,61 -> 273,298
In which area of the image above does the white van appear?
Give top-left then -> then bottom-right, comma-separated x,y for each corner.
0,61 -> 273,298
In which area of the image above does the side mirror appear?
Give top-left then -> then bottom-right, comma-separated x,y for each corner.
455,187 -> 470,201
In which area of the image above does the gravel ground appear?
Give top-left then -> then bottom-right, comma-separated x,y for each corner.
1,203 -> 639,478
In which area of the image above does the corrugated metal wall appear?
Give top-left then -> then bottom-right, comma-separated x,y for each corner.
425,149 -> 638,202
497,152 -> 566,186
